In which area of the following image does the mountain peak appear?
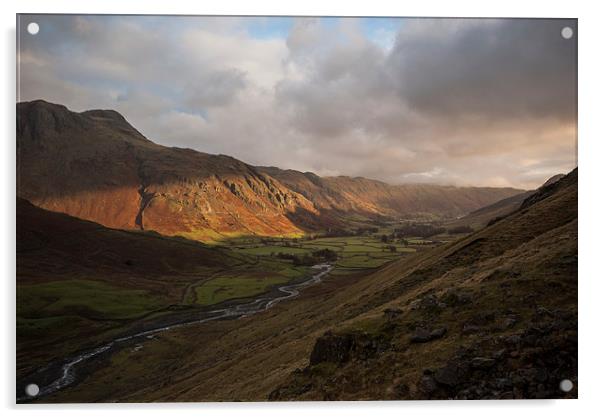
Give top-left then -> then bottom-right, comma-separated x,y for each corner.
17,99 -> 150,144
17,100 -> 90,142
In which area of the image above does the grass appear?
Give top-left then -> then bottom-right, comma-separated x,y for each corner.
237,245 -> 311,256
336,256 -> 395,269
302,243 -> 345,251
341,244 -> 382,252
17,279 -> 163,320
193,274 -> 289,306
17,315 -> 88,338
222,232 -> 427,280
276,265 -> 308,278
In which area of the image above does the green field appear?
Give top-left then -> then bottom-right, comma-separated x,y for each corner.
193,274 -> 289,305
18,229 -> 435,317
236,245 -> 311,255
223,230 -> 427,280
17,222 -> 441,340
336,255 -> 394,269
17,279 -> 163,320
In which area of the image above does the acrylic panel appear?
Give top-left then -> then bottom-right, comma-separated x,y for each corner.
16,15 -> 577,403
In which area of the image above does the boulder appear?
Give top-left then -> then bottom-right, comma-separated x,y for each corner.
434,365 -> 459,387
470,357 -> 496,370
411,327 -> 447,343
309,333 -> 353,365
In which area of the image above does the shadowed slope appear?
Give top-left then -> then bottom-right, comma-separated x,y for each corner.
447,173 -> 566,229
17,198 -> 235,280
16,197 -> 241,375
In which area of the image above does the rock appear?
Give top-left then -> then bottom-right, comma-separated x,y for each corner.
411,328 -> 432,343
470,357 -> 496,369
493,349 -> 506,359
309,333 -> 353,365
536,306 -> 553,317
502,316 -> 518,329
431,327 -> 447,338
309,331 -> 390,365
442,289 -> 473,307
415,294 -> 447,313
434,365 -> 459,387
462,324 -> 481,334
411,327 -> 447,343
384,308 -> 403,322
421,375 -> 438,394
504,334 -> 521,345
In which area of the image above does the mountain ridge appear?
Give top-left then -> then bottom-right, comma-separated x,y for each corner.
447,172 -> 566,229
17,100 -> 524,242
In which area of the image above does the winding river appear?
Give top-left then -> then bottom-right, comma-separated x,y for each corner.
17,263 -> 333,402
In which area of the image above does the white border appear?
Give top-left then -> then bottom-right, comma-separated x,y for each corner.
3,1 -> 601,417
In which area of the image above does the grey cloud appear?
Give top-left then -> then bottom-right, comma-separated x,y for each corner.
183,69 -> 247,110
388,18 -> 576,122
17,16 -> 577,190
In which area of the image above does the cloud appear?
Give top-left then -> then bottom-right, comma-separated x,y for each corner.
17,15 -> 577,189
389,18 -> 576,121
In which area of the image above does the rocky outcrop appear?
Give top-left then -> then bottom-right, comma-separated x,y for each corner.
309,331 -> 391,365
419,313 -> 577,399
410,327 -> 447,343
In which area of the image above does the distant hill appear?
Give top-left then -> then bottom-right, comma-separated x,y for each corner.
260,166 -> 523,221
17,100 -> 523,241
447,173 -> 565,229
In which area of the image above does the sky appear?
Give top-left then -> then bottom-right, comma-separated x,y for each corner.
17,15 -> 577,189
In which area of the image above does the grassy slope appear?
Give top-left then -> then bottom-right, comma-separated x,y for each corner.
445,191 -> 533,229
46,169 -> 577,402
272,168 -> 578,400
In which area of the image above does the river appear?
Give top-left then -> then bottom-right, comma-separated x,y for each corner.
17,263 -> 334,402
